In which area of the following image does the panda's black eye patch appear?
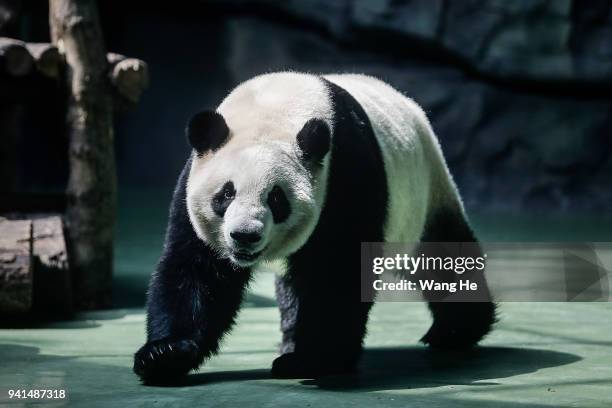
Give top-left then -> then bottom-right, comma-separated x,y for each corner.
267,185 -> 290,224
212,181 -> 235,217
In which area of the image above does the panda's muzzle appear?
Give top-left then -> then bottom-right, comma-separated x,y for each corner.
229,229 -> 265,261
226,215 -> 268,264
232,248 -> 264,262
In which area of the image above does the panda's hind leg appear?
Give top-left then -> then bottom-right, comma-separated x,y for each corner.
275,274 -> 297,355
419,208 -> 497,349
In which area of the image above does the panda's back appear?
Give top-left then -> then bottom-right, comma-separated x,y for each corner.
324,74 -> 460,242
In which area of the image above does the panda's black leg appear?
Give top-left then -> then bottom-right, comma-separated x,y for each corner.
275,274 -> 298,354
419,208 -> 497,349
272,296 -> 372,378
421,300 -> 497,349
134,252 -> 250,385
133,160 -> 251,385
272,259 -> 372,379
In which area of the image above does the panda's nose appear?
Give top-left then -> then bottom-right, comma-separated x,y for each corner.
230,231 -> 261,245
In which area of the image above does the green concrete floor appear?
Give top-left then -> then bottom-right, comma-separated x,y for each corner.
1,191 -> 611,407
1,297 -> 611,407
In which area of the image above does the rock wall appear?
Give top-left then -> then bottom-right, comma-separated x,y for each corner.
216,0 -> 612,84
12,1 -> 606,213
209,0 -> 612,212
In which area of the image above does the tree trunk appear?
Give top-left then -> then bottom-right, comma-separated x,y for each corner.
49,0 -> 115,309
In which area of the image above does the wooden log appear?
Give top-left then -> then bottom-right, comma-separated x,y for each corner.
50,0 -> 116,309
0,37 -> 33,76
32,216 -> 73,316
0,218 -> 33,315
32,217 -> 68,273
108,53 -> 149,105
106,52 -> 123,65
0,40 -> 147,104
26,42 -> 61,78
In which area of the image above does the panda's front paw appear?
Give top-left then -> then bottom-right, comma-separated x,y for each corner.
271,352 -> 355,379
133,338 -> 203,385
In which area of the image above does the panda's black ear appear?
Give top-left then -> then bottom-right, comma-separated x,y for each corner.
186,111 -> 229,155
296,118 -> 331,165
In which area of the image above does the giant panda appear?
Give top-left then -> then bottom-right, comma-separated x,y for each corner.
133,72 -> 496,384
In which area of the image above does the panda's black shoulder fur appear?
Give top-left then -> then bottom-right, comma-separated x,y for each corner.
289,78 -> 389,268
149,156 -> 251,343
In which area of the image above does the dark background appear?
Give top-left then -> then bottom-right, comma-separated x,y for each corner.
2,0 -> 612,213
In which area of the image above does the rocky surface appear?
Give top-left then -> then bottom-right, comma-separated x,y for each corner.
214,0 -> 612,84
216,7 -> 612,212
186,0 -> 611,212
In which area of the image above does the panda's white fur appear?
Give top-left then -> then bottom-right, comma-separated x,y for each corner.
186,72 -> 464,267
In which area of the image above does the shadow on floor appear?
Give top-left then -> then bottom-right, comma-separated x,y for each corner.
145,346 -> 581,392
0,344 -> 135,406
0,344 -> 588,407
301,346 -> 582,391
171,368 -> 272,387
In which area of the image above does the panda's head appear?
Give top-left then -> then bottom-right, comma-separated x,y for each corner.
185,111 -> 331,268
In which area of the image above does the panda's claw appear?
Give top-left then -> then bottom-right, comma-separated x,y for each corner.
133,338 -> 204,385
